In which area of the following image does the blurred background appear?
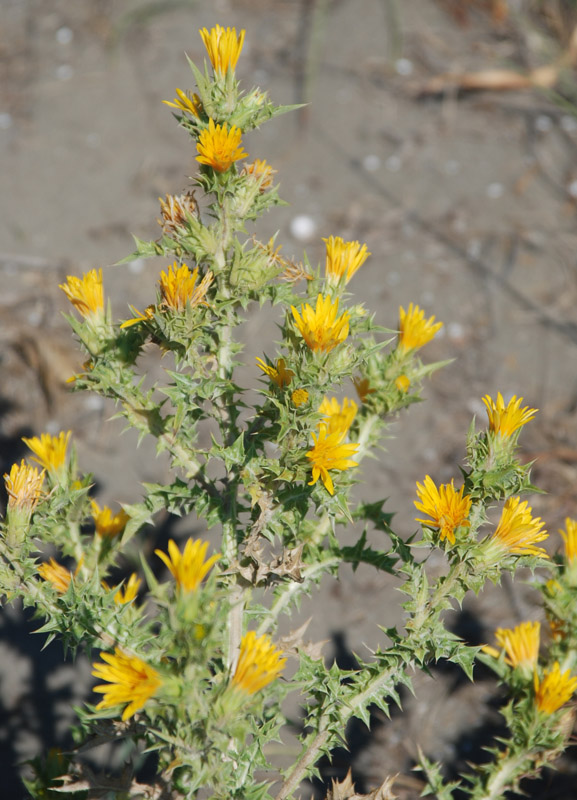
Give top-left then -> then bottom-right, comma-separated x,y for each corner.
1,1 -> 577,797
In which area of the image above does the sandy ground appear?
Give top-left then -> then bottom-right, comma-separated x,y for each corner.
1,1 -> 577,797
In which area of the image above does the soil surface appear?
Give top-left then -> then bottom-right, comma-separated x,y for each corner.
1,1 -> 577,798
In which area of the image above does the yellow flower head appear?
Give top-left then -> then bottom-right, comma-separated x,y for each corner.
560,518 -> 577,563
397,303 -> 443,354
318,396 -> 358,436
291,294 -> 350,354
292,388 -> 309,408
4,460 -> 45,513
488,496 -> 548,558
492,621 -> 541,671
323,236 -> 371,284
414,476 -> 472,545
158,192 -> 196,235
395,374 -> 411,393
242,159 -> 277,191
232,631 -> 286,695
59,269 -> 104,318
155,538 -> 220,593
199,24 -> 245,75
534,661 -> 577,715
353,376 -> 375,404
163,88 -> 202,117
196,118 -> 248,173
306,424 -> 359,496
482,393 -> 537,439
114,573 -> 142,605
92,648 -> 162,721
91,500 -> 130,539
38,558 -> 73,594
159,262 -> 213,312
256,357 -> 294,389
120,304 -> 156,330
22,431 -> 71,474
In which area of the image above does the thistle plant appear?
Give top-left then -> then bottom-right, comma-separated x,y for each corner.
3,23 -> 577,800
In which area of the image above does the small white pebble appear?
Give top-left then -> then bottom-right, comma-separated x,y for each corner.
56,26 -> 73,45
395,58 -> 413,76
386,270 -> 400,287
128,258 -> 145,274
85,395 -> 104,411
362,154 -> 381,172
467,239 -> 481,258
385,154 -> 401,172
0,112 -> 13,129
567,180 -> 577,198
27,308 -> 43,327
486,182 -> 504,199
56,64 -> 74,81
447,321 -> 464,340
444,159 -> 459,175
535,114 -> 553,132
290,214 -> 317,242
561,115 -> 577,133
423,448 -> 438,462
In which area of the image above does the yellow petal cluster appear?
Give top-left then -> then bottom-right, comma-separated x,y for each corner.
291,388 -> 309,407
489,496 -> 548,558
534,662 -> 577,715
306,425 -> 359,496
291,294 -> 350,354
38,558 -> 73,594
560,517 -> 577,563
318,396 -> 358,436
256,357 -> 294,388
92,648 -> 162,721
91,500 -> 130,539
155,538 -> 220,593
4,460 -> 45,513
414,476 -> 472,545
232,631 -> 286,695
196,118 -> 248,173
482,393 -> 537,438
59,269 -> 104,318
159,262 -> 213,312
323,236 -> 370,284
492,621 -> 540,671
158,192 -> 196,235
22,431 -> 71,474
199,24 -> 245,76
114,573 -> 142,605
397,303 -> 443,354
163,89 -> 202,117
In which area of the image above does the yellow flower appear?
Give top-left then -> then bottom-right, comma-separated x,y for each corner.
120,304 -> 156,329
241,159 -> 277,191
395,374 -> 411,393
291,294 -> 350,354
199,24 -> 245,75
488,496 -> 548,558
155,538 -> 220,592
232,631 -> 286,695
114,573 -> 142,605
318,396 -> 358,436
560,518 -> 577,562
414,476 -> 472,546
4,460 -> 45,513
482,393 -> 537,439
159,262 -> 213,312
292,388 -> 309,407
489,621 -> 541,671
91,500 -> 130,539
397,303 -> 443,354
158,192 -> 197,235
22,431 -> 71,474
306,424 -> 359,496
323,236 -> 371,284
92,648 -> 162,721
196,118 -> 248,173
534,662 -> 577,715
256,357 -> 294,388
163,89 -> 202,117
353,376 -> 375,404
38,558 -> 73,594
59,269 -> 104,318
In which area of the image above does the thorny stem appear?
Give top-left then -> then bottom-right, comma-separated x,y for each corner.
478,752 -> 530,800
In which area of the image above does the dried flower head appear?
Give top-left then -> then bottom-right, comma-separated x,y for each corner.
59,269 -> 104,318
158,192 -> 196,235
38,558 -> 73,594
92,648 -> 162,721
560,518 -> 577,563
232,631 -> 286,695
256,357 -> 294,389
91,500 -> 130,539
4,460 -> 45,513
199,24 -> 245,75
534,662 -> 577,715
318,397 -> 358,436
353,376 -> 375,404
159,262 -> 213,312
292,388 -> 309,407
196,118 -> 248,173
163,89 -> 202,117
155,538 -> 220,593
291,294 -> 350,354
482,392 -> 537,439
242,159 -> 277,191
397,303 -> 443,354
306,424 -> 359,496
414,476 -> 472,546
488,496 -> 548,558
323,236 -> 371,284
22,431 -> 71,474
